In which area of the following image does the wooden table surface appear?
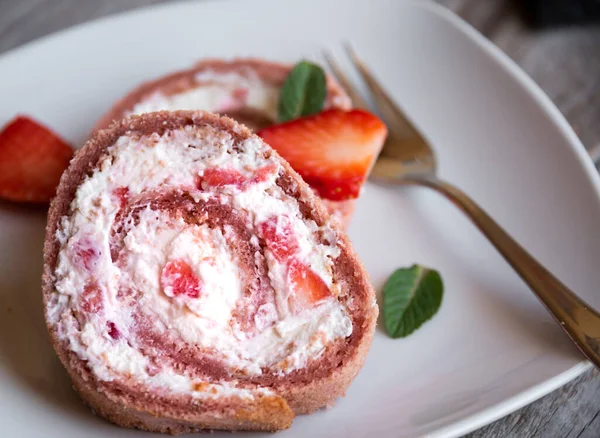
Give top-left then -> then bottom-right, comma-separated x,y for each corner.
1,0 -> 598,436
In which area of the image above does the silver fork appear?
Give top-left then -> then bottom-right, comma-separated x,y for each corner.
324,44 -> 600,370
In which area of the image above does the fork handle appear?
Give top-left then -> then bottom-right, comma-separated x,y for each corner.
403,175 -> 600,368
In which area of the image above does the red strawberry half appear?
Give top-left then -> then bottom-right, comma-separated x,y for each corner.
259,109 -> 387,201
0,116 -> 73,204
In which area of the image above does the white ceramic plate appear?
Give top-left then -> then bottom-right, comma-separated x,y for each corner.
1,1 -> 599,437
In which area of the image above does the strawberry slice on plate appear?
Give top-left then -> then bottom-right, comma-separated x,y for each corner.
258,109 -> 387,201
0,116 -> 73,204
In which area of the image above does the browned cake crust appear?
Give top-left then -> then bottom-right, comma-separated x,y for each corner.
92,58 -> 356,229
43,111 -> 377,434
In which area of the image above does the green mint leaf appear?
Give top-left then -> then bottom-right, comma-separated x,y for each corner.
383,264 -> 443,338
278,61 -> 327,122
301,66 -> 326,117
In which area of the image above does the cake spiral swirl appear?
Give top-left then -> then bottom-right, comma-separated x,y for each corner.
43,111 -> 377,433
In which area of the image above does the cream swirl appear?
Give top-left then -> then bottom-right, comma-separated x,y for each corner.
47,123 -> 352,399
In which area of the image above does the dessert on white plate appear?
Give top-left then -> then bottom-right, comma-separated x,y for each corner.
43,110 -> 378,433
1,1 -> 597,437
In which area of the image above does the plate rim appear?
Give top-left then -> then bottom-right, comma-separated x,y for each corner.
413,2 -> 597,436
430,362 -> 591,438
419,1 -> 600,196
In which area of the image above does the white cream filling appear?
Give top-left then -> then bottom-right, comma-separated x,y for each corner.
130,69 -> 279,121
49,125 -> 352,398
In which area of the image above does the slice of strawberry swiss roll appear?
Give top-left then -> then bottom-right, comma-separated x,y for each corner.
43,111 -> 378,434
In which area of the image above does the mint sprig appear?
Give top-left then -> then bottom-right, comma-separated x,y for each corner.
278,61 -> 326,122
383,264 -> 443,338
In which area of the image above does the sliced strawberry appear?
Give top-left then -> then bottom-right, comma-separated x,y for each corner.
258,109 -> 387,201
161,259 -> 202,299
287,259 -> 331,313
251,163 -> 278,184
198,164 -> 277,190
0,116 -> 73,203
199,168 -> 246,188
81,283 -> 103,314
259,216 -> 299,263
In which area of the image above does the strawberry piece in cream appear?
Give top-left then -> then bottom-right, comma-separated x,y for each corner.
73,239 -> 101,272
199,168 -> 246,189
112,186 -> 129,208
287,259 -> 332,314
107,321 -> 121,340
259,216 -> 299,263
81,283 -> 103,314
199,165 -> 277,190
161,259 -> 203,299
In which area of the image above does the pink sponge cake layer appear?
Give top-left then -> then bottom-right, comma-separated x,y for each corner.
44,111 -> 378,434
93,58 -> 359,228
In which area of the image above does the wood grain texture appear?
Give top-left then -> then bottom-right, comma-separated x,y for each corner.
0,0 -> 598,436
